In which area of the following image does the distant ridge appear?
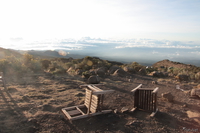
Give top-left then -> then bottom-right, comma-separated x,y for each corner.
153,59 -> 199,69
0,47 -> 22,58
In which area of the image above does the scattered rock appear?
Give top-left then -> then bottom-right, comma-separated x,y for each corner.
88,75 -> 100,84
126,120 -> 142,126
123,66 -> 136,73
96,68 -> 106,77
114,109 -> 118,114
138,68 -> 146,75
191,89 -> 196,96
187,111 -> 200,124
121,107 -> 129,113
113,69 -> 127,77
109,66 -> 121,74
152,81 -> 158,84
182,104 -> 187,108
175,74 -> 189,81
161,92 -> 174,102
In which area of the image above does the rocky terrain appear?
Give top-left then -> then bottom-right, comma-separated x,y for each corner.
0,47 -> 200,133
0,70 -> 200,133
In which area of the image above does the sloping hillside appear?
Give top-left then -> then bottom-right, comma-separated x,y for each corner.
153,59 -> 196,69
0,47 -> 23,59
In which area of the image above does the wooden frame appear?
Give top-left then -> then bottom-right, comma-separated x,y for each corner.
131,84 -> 159,117
61,84 -> 114,121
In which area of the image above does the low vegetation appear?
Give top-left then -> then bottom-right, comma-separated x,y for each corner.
0,48 -> 200,83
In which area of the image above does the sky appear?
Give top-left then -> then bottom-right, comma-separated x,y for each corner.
0,0 -> 200,50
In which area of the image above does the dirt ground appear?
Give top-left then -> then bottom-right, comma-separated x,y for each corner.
0,72 -> 200,133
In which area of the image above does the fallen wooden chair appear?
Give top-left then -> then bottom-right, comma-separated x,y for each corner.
61,84 -> 114,121
131,84 -> 159,117
0,72 -> 6,89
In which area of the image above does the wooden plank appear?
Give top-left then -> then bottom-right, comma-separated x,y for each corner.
131,84 -> 142,93
61,109 -> 72,119
80,84 -> 104,88
88,85 -> 102,91
148,90 -> 151,111
134,90 -> 138,107
144,90 -> 148,110
87,89 -> 93,114
70,110 -> 112,121
68,110 -> 82,116
92,90 -> 114,95
130,107 -> 137,112
140,90 -> 143,109
85,100 -> 98,108
76,107 -> 85,115
152,93 -> 155,111
138,88 -> 155,91
154,93 -> 157,112
91,85 -> 102,91
62,104 -> 85,111
150,108 -> 158,117
152,87 -> 159,94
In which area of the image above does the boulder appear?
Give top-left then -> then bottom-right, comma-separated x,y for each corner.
123,66 -> 136,73
138,68 -> 146,75
109,66 -> 121,74
113,69 -> 127,77
88,75 -> 100,84
89,69 -> 96,75
96,68 -> 106,77
176,74 -> 189,81
150,71 -> 166,77
161,92 -> 174,102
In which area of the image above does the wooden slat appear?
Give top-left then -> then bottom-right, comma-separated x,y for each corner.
131,84 -> 142,93
85,100 -> 98,108
70,110 -> 112,121
138,88 -> 155,91
62,104 -> 85,111
130,107 -> 137,112
68,110 -> 82,116
87,89 -> 93,114
92,90 -> 114,95
154,93 -> 157,112
152,87 -> 159,94
87,85 -> 102,91
150,108 -> 158,117
79,84 -> 104,89
144,90 -> 148,110
76,107 -> 85,115
61,109 -> 72,119
91,85 -> 102,91
148,90 -> 151,111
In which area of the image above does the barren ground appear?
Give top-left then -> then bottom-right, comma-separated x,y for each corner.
0,72 -> 200,133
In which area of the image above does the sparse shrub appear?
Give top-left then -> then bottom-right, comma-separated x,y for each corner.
41,59 -> 51,70
82,71 -> 91,79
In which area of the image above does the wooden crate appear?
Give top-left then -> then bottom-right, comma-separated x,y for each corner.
131,84 -> 159,117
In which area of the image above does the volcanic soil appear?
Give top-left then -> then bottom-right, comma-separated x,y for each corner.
0,72 -> 200,133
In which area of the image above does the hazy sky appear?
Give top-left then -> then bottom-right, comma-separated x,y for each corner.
0,0 -> 200,44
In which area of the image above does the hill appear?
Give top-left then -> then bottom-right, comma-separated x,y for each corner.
0,47 -> 23,59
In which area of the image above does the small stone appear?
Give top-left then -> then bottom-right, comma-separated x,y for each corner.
182,104 -> 187,107
121,107 -> 129,113
114,109 -> 118,114
161,92 -> 174,102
